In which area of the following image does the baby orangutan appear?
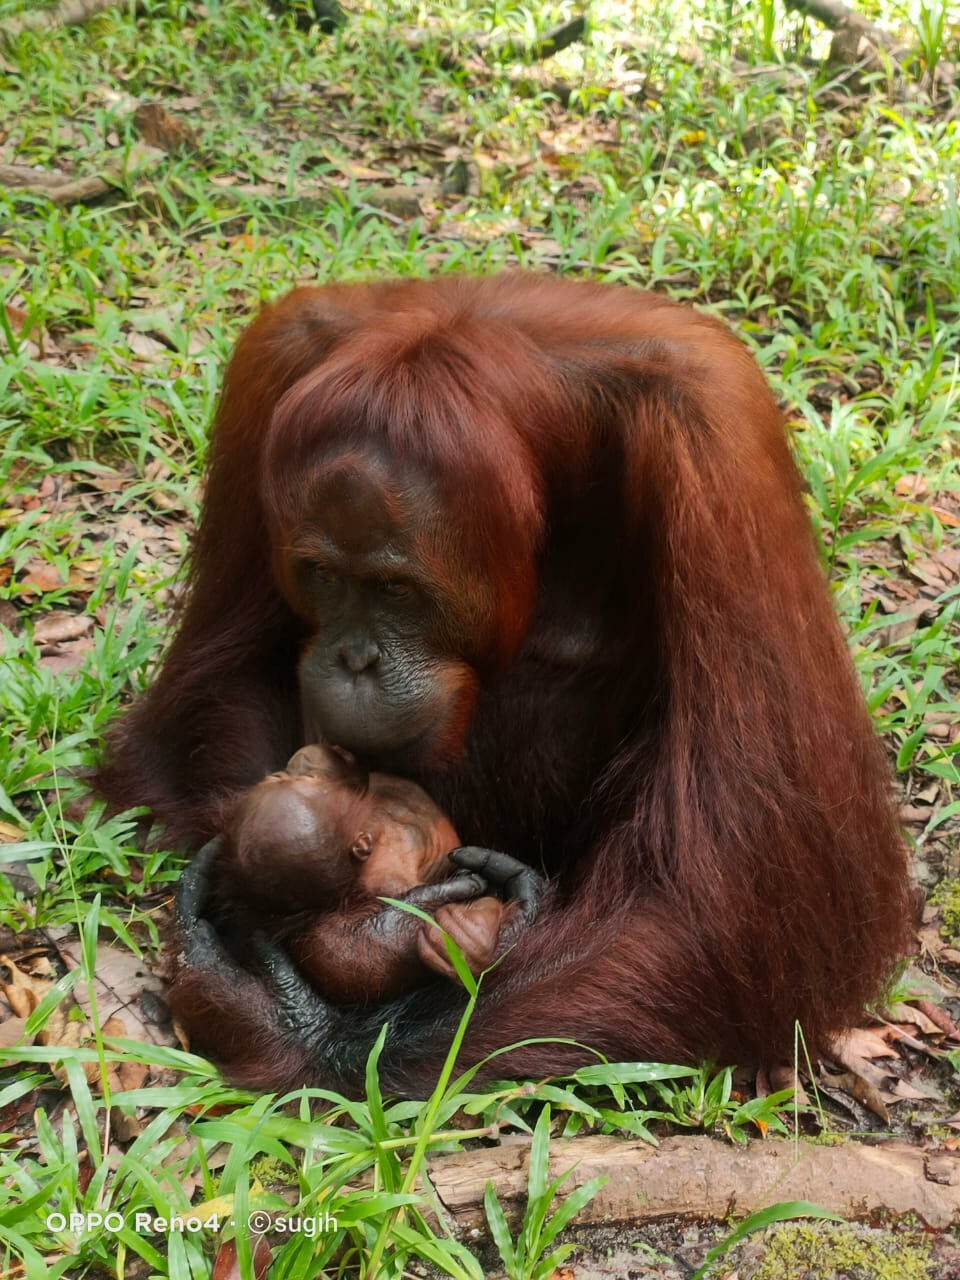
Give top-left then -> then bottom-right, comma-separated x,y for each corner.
210,744 -> 545,1004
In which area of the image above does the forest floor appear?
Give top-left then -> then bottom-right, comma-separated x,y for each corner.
1,0 -> 959,1276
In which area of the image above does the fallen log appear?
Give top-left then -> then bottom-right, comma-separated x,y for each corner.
0,164 -> 111,204
784,0 -> 956,92
427,1134 -> 960,1232
0,0 -> 124,43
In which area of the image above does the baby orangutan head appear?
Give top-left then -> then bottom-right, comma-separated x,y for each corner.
226,743 -> 460,913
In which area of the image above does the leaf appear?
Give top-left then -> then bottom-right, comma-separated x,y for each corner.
364,1024 -> 389,1145
885,1002 -> 943,1037
830,1027 -> 899,1066
484,1180 -> 516,1273
336,1192 -> 423,1222
571,1061 -> 697,1086
821,1069 -> 890,1124
211,1234 -> 272,1280
528,1104 -> 551,1202
538,1175 -> 608,1252
897,723 -> 929,770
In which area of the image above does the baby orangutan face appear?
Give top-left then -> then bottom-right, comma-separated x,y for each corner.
217,744 -> 544,1004
227,743 -> 461,913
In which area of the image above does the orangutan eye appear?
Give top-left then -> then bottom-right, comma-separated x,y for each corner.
293,556 -> 340,590
381,580 -> 413,600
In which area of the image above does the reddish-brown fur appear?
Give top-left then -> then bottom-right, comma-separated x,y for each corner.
220,744 -> 509,1001
100,274 -> 912,1094
224,744 -> 460,912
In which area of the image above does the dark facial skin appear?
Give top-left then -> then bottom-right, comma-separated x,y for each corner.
221,744 -> 545,1003
241,454 -> 540,1002
279,456 -> 486,769
169,435 -> 545,1049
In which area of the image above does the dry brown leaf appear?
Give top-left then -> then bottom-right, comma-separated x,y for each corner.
0,821 -> 25,843
36,1001 -> 98,1084
116,1057 -> 149,1090
831,1027 -> 900,1064
901,804 -> 934,823
915,999 -> 960,1040
15,560 -> 99,598
36,1003 -> 84,1050
757,1064 -> 810,1107
821,1067 -> 890,1124
336,158 -> 389,180
212,1234 -> 273,1280
889,1076 -> 945,1103
0,953 -> 51,1016
908,559 -> 948,588
15,562 -> 64,595
39,637 -> 95,673
57,937 -> 174,1047
33,611 -> 94,646
82,470 -> 128,493
3,303 -> 29,333
827,1027 -> 901,1100
110,1104 -> 144,1142
126,331 -> 168,360
885,1002 -> 944,1037
143,459 -> 172,483
0,1015 -> 27,1047
133,103 -> 199,154
0,971 -> 158,1088
930,545 -> 960,576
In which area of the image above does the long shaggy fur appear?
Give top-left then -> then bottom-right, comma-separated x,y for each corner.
100,274 -> 913,1093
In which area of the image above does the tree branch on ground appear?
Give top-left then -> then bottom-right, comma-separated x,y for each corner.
0,164 -> 111,204
786,0 -> 892,45
0,0 -> 125,43
404,15 -> 587,73
785,0 -> 956,93
427,1134 -> 960,1233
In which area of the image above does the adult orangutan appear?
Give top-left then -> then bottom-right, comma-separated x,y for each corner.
203,742 -> 544,1001
99,273 -> 912,1094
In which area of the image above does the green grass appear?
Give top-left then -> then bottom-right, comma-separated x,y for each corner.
0,0 -> 956,918
0,0 -> 958,1274
0,920 -> 791,1277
